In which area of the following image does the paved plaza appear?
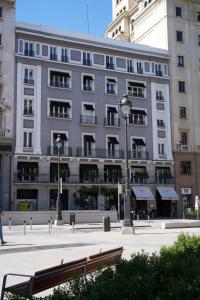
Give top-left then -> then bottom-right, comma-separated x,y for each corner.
1,219 -> 200,297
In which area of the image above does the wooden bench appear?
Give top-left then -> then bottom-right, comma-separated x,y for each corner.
1,247 -> 123,299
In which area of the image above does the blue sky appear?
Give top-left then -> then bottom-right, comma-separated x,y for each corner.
16,0 -> 112,36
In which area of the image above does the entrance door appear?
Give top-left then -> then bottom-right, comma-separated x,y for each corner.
50,189 -> 68,210
156,191 -> 171,217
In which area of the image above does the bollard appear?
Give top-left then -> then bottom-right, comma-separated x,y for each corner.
148,215 -> 150,225
30,217 -> 32,230
70,213 -> 75,225
9,218 -> 11,231
23,221 -> 26,235
72,221 -> 75,234
50,217 -> 53,229
48,220 -> 51,235
137,214 -> 139,221
102,216 -> 110,232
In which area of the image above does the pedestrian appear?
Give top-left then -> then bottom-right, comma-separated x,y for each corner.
0,209 -> 7,245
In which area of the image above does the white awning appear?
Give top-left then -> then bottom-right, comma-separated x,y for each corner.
132,186 -> 154,201
156,187 -> 179,201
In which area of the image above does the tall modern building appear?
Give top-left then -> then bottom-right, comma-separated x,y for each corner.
12,22 -> 177,216
0,0 -> 15,210
106,0 -> 200,216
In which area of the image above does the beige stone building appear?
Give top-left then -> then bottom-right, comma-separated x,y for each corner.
107,0 -> 200,216
0,0 -> 15,210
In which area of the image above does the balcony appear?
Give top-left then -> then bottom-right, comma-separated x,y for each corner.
106,63 -> 115,70
61,56 -> 68,63
137,68 -> 143,74
127,66 -> 134,73
155,177 -> 174,185
49,111 -> 70,119
77,148 -> 124,159
47,146 -> 73,156
24,78 -> 34,85
49,81 -> 70,89
156,95 -> 164,101
129,119 -> 145,126
50,54 -> 57,61
156,70 -> 163,77
128,151 -> 149,160
24,50 -> 34,57
14,174 -> 125,185
104,117 -> 120,127
23,108 -> 34,116
83,85 -> 93,92
128,91 -> 144,98
106,88 -> 116,95
0,129 -> 12,146
80,115 -> 97,125
83,59 -> 92,66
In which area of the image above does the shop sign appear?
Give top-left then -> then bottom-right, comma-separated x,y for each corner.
181,188 -> 192,195
16,199 -> 36,211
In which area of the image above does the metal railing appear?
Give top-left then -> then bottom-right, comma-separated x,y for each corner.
128,91 -> 144,98
128,151 -> 149,160
24,50 -> 34,57
106,63 -> 115,70
47,146 -> 73,156
83,59 -> 92,66
0,129 -> 11,138
24,78 -> 34,85
104,117 -> 120,127
14,174 -> 175,185
49,81 -> 70,89
129,119 -> 145,126
83,85 -> 93,92
23,108 -> 34,116
61,56 -> 69,63
77,148 -> 124,159
49,111 -> 70,119
80,115 -> 97,125
50,54 -> 58,61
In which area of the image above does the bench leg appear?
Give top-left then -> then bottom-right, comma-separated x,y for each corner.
1,275 -> 7,300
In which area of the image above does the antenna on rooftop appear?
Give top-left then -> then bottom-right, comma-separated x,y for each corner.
85,0 -> 92,34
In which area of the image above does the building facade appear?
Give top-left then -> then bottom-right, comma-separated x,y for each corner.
12,22 -> 177,216
106,0 -> 200,216
0,0 -> 15,210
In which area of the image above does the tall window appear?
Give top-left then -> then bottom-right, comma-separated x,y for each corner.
106,56 -> 114,70
82,74 -> 94,92
197,11 -> 200,22
176,7 -> 182,18
61,48 -> 68,62
50,47 -> 57,61
180,107 -> 186,119
176,31 -> 183,42
180,132 -> 188,145
24,98 -> 33,116
178,81 -> 185,93
24,68 -> 34,85
23,132 -> 33,148
24,42 -> 34,57
158,143 -> 165,155
180,161 -> 191,175
106,78 -> 117,94
0,7 -> 2,18
83,52 -> 91,66
177,56 -> 184,67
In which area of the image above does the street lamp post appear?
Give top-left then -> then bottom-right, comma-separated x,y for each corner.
55,134 -> 63,225
119,94 -> 134,234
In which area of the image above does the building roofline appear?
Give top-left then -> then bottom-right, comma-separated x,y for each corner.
16,21 -> 169,59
